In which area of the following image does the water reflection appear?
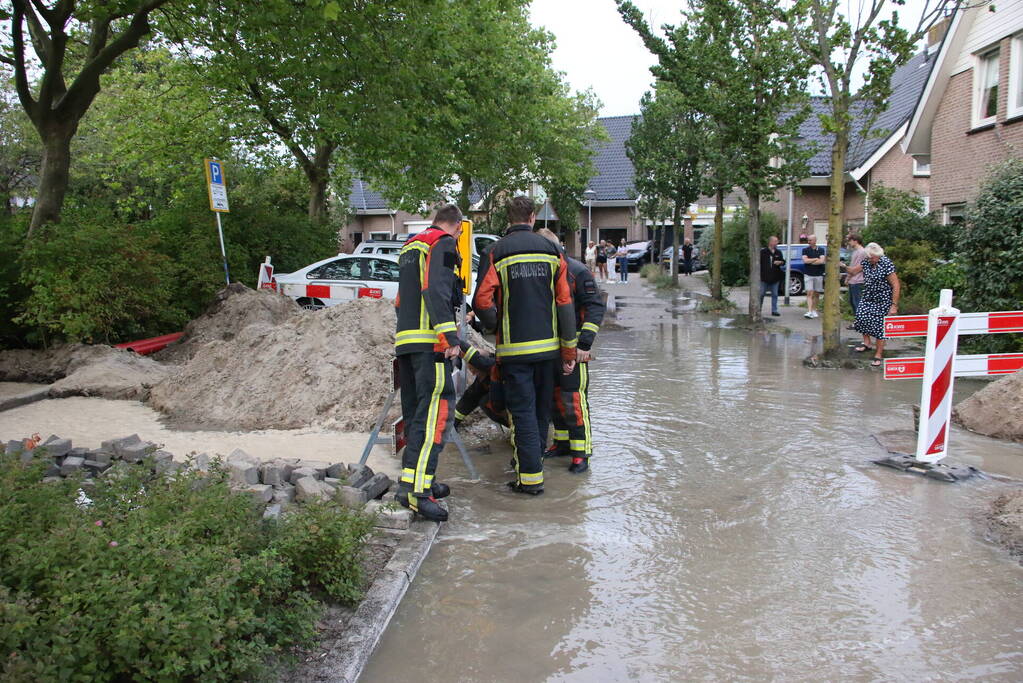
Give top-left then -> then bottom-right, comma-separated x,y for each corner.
364,296 -> 1023,682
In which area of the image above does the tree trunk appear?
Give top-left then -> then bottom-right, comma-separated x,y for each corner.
457,174 -> 472,215
821,132 -> 847,356
671,200 -> 681,285
306,142 -> 334,223
747,191 -> 762,323
658,219 -> 666,269
711,188 -> 724,300
28,129 -> 73,237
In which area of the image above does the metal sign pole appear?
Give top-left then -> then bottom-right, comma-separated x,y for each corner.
215,212 -> 230,285
784,186 -> 794,306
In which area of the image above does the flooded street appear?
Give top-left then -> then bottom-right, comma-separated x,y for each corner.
364,289 -> 1023,681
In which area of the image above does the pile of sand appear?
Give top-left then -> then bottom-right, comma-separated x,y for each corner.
155,283 -> 299,363
954,369 -> 1023,442
0,344 -> 169,401
149,296 -> 396,431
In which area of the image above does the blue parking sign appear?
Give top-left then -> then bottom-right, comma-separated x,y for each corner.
204,158 -> 229,212
208,160 -> 223,185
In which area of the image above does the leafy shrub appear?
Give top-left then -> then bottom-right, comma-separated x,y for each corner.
17,209 -> 182,344
0,213 -> 30,348
699,210 -> 781,287
0,451 -> 372,681
862,185 -> 953,257
640,263 -> 661,279
957,158 -> 1023,353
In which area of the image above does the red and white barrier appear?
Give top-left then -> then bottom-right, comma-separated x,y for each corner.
257,256 -> 276,291
883,289 -> 1023,463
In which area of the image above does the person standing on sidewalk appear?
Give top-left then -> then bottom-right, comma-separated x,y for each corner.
474,196 -> 577,496
759,235 -> 785,317
585,241 -> 598,275
847,242 -> 901,367
393,204 -> 464,521
845,234 -> 866,321
801,234 -> 825,318
617,239 -> 629,283
681,239 -> 694,275
597,240 -> 609,282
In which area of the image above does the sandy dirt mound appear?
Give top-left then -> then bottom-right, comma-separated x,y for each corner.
954,369 -> 1023,442
0,344 -> 118,383
986,490 -> 1023,564
49,352 -> 171,401
149,297 -> 396,431
154,283 -> 299,363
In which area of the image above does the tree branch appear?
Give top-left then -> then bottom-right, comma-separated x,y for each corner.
9,4 -> 39,121
20,0 -> 53,67
246,79 -> 313,172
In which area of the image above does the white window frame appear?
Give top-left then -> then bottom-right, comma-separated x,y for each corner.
1009,34 -> 1023,120
920,196 -> 930,215
912,155 -> 931,177
943,203 -> 966,225
973,48 -> 1000,129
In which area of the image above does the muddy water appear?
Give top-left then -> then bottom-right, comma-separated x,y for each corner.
365,293 -> 1023,681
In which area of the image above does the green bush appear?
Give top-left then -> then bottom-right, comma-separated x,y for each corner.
862,185 -> 953,257
0,213 -> 30,348
640,263 -> 661,280
0,451 -> 373,681
698,210 -> 781,287
17,209 -> 183,344
957,158 -> 1023,353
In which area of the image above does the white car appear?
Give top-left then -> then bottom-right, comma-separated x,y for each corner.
353,240 -> 404,256
274,254 -> 401,309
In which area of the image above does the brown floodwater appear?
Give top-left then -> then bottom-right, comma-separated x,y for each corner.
363,290 -> 1023,682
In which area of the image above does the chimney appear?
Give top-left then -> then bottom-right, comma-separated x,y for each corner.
926,16 -> 951,52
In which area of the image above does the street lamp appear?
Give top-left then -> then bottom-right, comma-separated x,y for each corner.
583,187 -> 596,258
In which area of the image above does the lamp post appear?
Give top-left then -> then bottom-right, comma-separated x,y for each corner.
583,187 -> 596,259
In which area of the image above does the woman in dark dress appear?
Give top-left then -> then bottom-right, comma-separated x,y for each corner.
846,242 -> 901,367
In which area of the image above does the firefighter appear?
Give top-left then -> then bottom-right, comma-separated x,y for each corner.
536,229 -> 603,474
393,203 -> 464,522
453,341 -> 508,429
473,196 -> 577,495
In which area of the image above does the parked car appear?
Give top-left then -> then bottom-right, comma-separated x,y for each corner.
780,244 -> 849,296
353,240 -> 404,256
274,254 -> 401,309
621,241 -> 654,270
660,245 -> 707,272
357,233 -> 499,270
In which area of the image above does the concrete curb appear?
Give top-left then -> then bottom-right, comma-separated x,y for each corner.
298,519 -> 441,682
0,386 -> 51,413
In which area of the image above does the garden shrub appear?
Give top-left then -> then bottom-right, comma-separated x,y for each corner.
0,451 -> 372,681
0,213 -> 30,348
957,158 -> 1023,353
862,186 -> 953,257
17,209 -> 182,344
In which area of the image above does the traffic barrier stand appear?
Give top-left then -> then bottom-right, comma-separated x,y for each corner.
876,288 -> 1023,481
359,358 -> 479,481
257,256 -> 277,291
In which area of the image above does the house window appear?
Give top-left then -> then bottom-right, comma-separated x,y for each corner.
943,203 -> 966,225
921,196 -> 930,215
912,156 -> 931,176
974,49 -> 1000,127
369,231 -> 390,241
1010,34 -> 1023,119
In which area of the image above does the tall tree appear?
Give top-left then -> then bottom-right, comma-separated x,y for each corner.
1,0 -> 174,235
0,79 -> 39,214
780,0 -> 959,354
620,0 -> 810,320
627,84 -> 707,285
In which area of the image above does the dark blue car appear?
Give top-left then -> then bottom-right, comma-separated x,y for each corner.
780,244 -> 849,296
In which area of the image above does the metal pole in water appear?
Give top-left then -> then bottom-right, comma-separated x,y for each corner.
215,212 -> 230,285
784,185 -> 793,306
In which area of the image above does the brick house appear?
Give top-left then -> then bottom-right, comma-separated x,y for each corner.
902,3 -> 1023,225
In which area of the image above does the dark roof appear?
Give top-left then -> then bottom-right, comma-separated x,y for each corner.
800,50 -> 935,175
348,177 -> 390,211
588,115 -> 638,201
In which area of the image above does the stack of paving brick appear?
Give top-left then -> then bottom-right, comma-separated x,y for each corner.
1,433 -> 176,483
1,436 -> 410,530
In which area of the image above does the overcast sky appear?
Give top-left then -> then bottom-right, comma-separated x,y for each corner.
529,0 -> 933,117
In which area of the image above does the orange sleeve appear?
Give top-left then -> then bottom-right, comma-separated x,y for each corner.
554,256 -> 572,305
473,253 -> 500,332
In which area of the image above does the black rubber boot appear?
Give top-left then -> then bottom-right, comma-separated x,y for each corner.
397,491 -> 449,522
544,443 -> 569,458
507,481 -> 544,496
568,457 -> 589,474
431,482 -> 450,499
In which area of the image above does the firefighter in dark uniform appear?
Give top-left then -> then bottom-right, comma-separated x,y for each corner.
473,196 -> 577,495
453,341 -> 509,428
537,229 -> 604,474
393,204 -> 464,521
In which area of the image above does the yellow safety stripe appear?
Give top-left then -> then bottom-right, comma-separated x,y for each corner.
580,364 -> 592,455
454,409 -> 467,421
581,322 -> 600,334
519,471 -> 544,485
569,440 -> 586,451
494,253 -> 560,270
561,337 -> 578,349
464,347 -> 477,363
497,338 -> 559,356
401,467 -> 416,484
396,330 -> 439,346
553,429 -> 569,440
400,241 -> 429,255
434,321 -> 457,334
414,363 -> 444,493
